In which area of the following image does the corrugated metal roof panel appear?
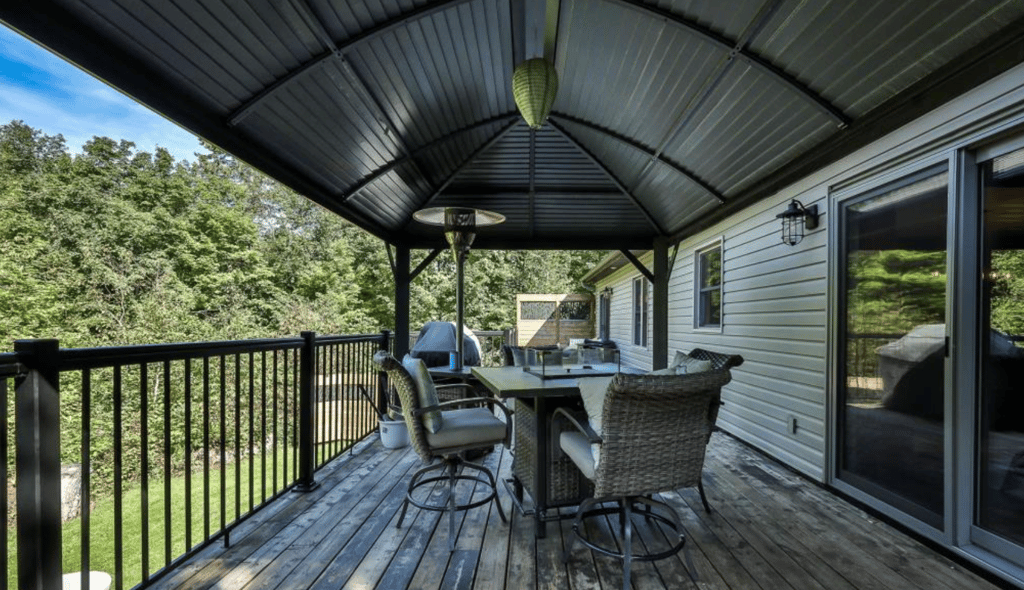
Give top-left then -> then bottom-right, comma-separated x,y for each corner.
555,0 -> 727,150
752,0 -> 1024,117
663,62 -> 836,196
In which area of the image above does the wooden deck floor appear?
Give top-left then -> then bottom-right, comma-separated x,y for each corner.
150,432 -> 1001,590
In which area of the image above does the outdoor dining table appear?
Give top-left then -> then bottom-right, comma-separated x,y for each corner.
471,364 -> 643,537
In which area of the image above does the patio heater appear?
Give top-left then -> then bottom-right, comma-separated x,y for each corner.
413,206 -> 505,370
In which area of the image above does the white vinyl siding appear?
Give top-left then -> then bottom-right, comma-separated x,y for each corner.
589,61 -> 1024,484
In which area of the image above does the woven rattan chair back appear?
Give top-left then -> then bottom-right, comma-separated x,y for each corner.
593,369 -> 731,498
372,352 -> 432,462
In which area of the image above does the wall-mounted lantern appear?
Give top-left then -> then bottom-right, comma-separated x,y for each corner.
776,199 -> 819,246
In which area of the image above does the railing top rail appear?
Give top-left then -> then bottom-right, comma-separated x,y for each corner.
313,333 -> 388,346
0,352 -> 25,378
55,337 -> 305,371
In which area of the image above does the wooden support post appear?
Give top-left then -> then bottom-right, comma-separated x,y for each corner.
652,237 -> 669,370
14,338 -> 62,590
294,331 -> 319,492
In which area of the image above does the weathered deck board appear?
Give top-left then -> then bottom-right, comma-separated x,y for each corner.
149,433 -> 1003,590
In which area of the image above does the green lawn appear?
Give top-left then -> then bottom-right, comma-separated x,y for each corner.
8,447 -> 305,589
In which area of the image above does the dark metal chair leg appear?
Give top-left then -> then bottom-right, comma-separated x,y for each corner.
622,500 -> 633,590
448,461 -> 458,552
698,478 -> 711,513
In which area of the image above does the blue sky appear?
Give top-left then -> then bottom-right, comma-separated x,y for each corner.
0,24 -> 208,163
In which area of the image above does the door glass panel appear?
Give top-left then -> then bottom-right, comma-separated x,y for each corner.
977,148 -> 1024,544
839,170 -> 948,528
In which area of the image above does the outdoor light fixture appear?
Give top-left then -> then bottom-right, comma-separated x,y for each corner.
413,206 -> 505,370
776,199 -> 819,246
512,58 -> 558,128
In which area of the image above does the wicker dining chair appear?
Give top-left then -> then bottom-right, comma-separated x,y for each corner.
557,367 -> 735,589
372,351 -> 512,551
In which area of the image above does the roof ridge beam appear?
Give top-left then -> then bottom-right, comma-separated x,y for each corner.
547,119 -> 664,234
606,0 -> 849,128
549,113 -> 726,203
228,0 -> 475,127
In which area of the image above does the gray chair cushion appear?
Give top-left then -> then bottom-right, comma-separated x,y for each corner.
426,408 -> 507,449
402,354 -> 443,433
560,430 -> 596,480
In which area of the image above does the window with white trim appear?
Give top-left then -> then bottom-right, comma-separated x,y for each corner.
632,277 -> 648,346
695,242 -> 722,329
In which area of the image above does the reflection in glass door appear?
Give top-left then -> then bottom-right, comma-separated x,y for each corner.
838,169 -> 948,529
977,147 -> 1024,550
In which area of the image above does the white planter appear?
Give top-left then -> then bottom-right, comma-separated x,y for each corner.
379,418 -> 409,449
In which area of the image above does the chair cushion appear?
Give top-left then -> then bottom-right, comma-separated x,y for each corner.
669,350 -> 713,374
402,354 -> 443,433
560,430 -> 596,480
649,367 -> 676,375
426,407 -> 507,449
678,357 -> 713,374
577,375 -> 613,470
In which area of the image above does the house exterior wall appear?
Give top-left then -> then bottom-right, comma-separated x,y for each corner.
591,61 -> 1024,483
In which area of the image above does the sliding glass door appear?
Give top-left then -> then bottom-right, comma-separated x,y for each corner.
837,167 -> 949,530
975,146 -> 1024,559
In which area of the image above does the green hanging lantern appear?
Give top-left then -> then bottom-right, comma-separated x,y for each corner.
512,58 -> 558,129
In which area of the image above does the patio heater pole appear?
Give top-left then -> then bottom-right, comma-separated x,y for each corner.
454,243 -> 466,370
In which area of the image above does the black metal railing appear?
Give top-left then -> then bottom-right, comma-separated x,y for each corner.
5,331 -> 391,590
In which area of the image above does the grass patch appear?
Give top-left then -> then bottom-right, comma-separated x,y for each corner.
7,444 -> 330,589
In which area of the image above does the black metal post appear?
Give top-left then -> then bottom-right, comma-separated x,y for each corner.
14,338 -> 62,590
652,236 -> 670,370
394,245 -> 411,360
294,331 -> 318,492
377,330 -> 390,418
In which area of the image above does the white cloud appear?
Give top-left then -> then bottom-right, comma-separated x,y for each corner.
0,25 -> 207,163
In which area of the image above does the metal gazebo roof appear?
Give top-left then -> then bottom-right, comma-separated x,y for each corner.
4,1 -> 1023,250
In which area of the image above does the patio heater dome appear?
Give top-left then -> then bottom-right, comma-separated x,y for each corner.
512,58 -> 558,129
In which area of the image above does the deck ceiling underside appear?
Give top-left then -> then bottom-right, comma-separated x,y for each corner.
4,1 -> 1024,249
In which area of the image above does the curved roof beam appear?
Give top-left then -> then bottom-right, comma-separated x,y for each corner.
227,0 -> 475,127
549,113 -> 726,203
607,0 -> 850,129
547,119 -> 664,234
341,113 -> 520,202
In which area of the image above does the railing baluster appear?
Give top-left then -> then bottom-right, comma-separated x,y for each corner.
272,350 -> 278,492
113,365 -> 123,590
162,360 -> 171,567
234,353 -> 241,524
203,357 -> 210,541
260,351 -> 267,504
81,369 -> 91,590
219,355 -> 226,541
292,348 -> 298,481
282,350 -> 289,489
184,358 -> 192,551
140,362 -> 150,583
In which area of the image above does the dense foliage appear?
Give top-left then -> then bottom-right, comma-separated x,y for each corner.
0,120 -> 606,490
0,120 -> 606,350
